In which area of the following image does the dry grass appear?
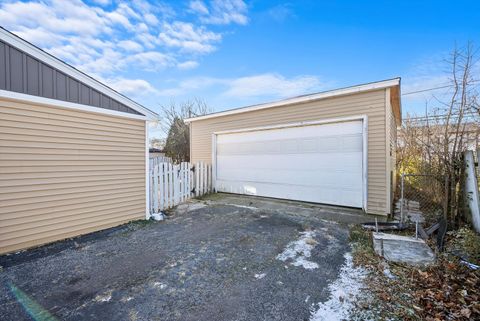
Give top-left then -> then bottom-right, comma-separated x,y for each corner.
349,225 -> 480,321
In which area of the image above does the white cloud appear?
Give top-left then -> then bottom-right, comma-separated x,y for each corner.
0,0 -> 251,113
126,51 -> 176,71
158,21 -> 221,53
177,60 -> 200,70
118,40 -> 144,52
192,0 -> 248,25
223,73 -> 323,98
108,78 -> 158,96
189,1 -> 209,15
0,0 -> 245,77
156,73 -> 324,99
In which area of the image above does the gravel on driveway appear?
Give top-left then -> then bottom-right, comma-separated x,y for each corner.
0,194 -> 368,321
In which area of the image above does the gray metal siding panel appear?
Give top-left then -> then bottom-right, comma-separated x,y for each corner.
41,64 -> 54,98
56,72 -> 67,101
101,94 -> 110,109
80,83 -> 89,105
9,46 -> 23,93
68,77 -> 79,103
91,90 -> 100,107
0,40 -> 142,115
26,56 -> 39,96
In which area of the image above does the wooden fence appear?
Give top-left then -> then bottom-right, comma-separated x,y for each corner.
150,162 -> 213,214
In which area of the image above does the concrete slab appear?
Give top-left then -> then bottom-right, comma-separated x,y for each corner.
373,232 -> 436,266
202,193 -> 384,225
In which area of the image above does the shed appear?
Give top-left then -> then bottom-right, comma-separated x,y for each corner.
0,28 -> 157,254
186,79 -> 401,216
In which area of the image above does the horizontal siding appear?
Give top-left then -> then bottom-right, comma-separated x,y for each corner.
191,89 -> 388,215
0,99 -> 146,254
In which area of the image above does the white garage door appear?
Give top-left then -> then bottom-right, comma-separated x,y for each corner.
215,120 -> 364,208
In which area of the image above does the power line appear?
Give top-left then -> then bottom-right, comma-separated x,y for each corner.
402,85 -> 451,96
402,80 -> 480,96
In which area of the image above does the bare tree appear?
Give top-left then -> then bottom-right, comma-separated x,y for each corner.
161,99 -> 211,163
398,43 -> 480,225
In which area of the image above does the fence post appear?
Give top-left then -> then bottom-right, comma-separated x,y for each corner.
168,163 -> 173,208
196,162 -> 200,197
400,173 -> 405,225
153,164 -> 159,213
159,163 -> 164,211
464,150 -> 480,233
180,163 -> 184,203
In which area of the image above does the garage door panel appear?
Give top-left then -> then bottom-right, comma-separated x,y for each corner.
217,134 -> 363,156
216,180 -> 362,207
216,120 -> 364,208
217,152 -> 362,171
217,121 -> 363,144
218,166 -> 362,187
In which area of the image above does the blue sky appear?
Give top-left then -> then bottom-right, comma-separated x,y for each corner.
1,0 -> 479,139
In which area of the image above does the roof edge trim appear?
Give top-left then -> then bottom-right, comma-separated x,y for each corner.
0,89 -> 148,121
185,78 -> 400,123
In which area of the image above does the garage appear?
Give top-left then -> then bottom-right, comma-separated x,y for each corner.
186,79 -> 402,215
215,119 -> 365,208
0,28 -> 157,254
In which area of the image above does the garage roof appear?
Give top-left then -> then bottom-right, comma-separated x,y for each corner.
185,78 -> 401,123
0,27 -> 157,120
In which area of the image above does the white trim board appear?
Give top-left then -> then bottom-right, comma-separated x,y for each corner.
186,78 -> 400,123
0,27 -> 157,120
145,121 -> 151,219
0,90 -> 148,121
211,115 -> 369,211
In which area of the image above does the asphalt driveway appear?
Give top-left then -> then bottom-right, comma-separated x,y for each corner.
0,194 -> 366,321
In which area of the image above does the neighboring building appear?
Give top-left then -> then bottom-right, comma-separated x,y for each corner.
186,79 -> 401,216
0,28 -> 158,254
149,148 -> 166,158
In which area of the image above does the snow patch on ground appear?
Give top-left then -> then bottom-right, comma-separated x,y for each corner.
226,204 -> 258,210
176,202 -> 208,212
94,291 -> 112,302
153,282 -> 167,289
309,253 -> 367,321
276,231 -> 319,270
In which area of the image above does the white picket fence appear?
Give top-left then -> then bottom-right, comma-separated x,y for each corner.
150,162 -> 213,214
149,156 -> 172,168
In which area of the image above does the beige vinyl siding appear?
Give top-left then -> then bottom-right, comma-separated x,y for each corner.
190,89 -> 388,215
0,98 -> 146,254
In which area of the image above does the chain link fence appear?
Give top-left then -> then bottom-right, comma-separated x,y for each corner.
395,174 -> 445,225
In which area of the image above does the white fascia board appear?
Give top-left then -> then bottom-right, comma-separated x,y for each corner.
0,90 -> 148,121
0,28 -> 158,120
185,78 -> 400,123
